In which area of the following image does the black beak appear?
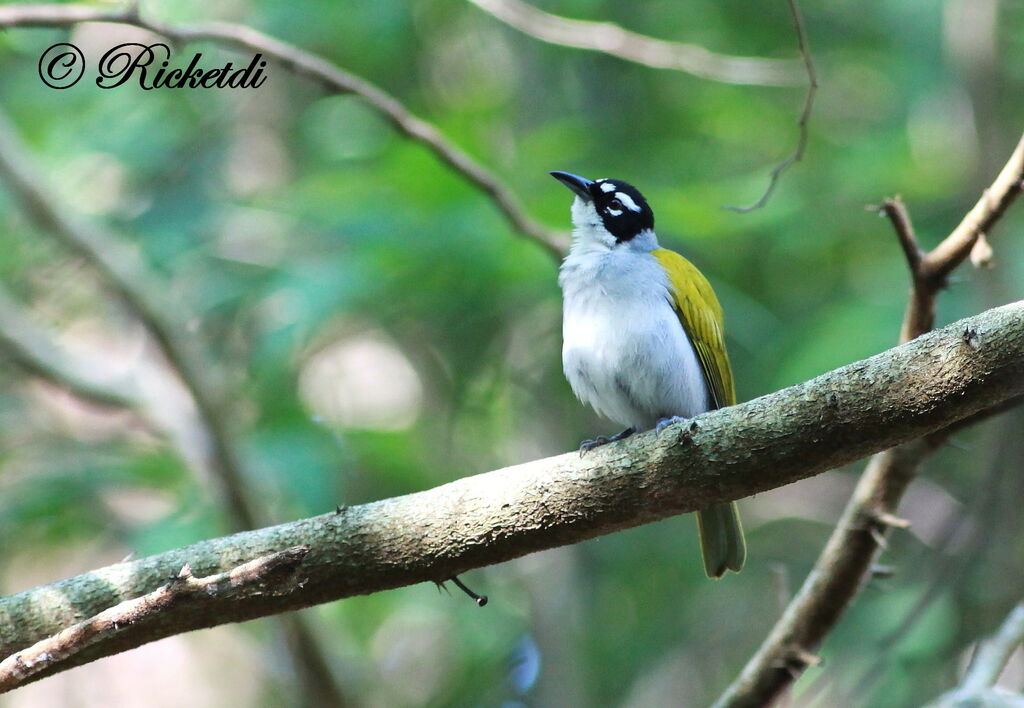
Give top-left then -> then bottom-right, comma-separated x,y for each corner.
550,171 -> 594,202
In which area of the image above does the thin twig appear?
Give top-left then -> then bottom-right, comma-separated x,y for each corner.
466,0 -> 803,87
0,3 -> 566,260
0,546 -> 311,693
713,133 -> 1024,708
723,0 -> 817,213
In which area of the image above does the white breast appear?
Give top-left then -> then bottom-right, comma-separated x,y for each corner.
559,246 -> 711,431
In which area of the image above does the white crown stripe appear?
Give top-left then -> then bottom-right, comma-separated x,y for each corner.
615,192 -> 641,212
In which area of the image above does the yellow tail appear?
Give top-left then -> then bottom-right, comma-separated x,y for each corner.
695,502 -> 746,578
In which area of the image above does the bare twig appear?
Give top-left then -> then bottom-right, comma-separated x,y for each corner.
0,3 -> 566,260
724,0 -> 817,213
893,135 -> 1024,343
1,301 -> 1023,688
714,133 -> 1024,708
0,546 -> 311,692
466,0 -> 803,87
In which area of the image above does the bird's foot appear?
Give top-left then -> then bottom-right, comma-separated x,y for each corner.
579,427 -> 635,457
655,416 -> 687,434
579,436 -> 611,456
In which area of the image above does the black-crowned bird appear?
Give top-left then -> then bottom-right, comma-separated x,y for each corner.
551,170 -> 745,578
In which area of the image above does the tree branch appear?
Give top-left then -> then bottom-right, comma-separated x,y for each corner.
0,2 -> 566,260
2,300 -> 1023,689
466,0 -> 804,87
713,132 -> 1024,708
0,546 -> 312,693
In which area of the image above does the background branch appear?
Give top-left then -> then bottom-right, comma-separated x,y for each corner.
958,602 -> 1024,695
466,0 -> 804,86
929,602 -> 1024,706
0,2 -> 567,260
713,132 -> 1024,708
0,285 -> 141,412
0,54 -> 351,708
1,300 -> 1023,689
0,110 -> 259,530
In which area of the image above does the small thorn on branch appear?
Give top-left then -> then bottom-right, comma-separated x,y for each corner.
449,575 -> 488,607
870,564 -> 895,580
788,646 -> 822,668
771,644 -> 822,677
871,510 -> 911,529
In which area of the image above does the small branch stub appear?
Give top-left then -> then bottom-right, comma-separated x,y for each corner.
970,233 -> 994,268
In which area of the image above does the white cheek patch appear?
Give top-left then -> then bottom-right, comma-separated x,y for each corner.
614,192 -> 641,212
599,181 -> 616,193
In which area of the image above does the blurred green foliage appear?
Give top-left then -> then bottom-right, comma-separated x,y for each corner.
0,0 -> 1023,706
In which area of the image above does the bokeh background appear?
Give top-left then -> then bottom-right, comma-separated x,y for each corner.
1,0 -> 1023,706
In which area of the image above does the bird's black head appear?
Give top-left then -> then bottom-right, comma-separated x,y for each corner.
550,171 -> 655,243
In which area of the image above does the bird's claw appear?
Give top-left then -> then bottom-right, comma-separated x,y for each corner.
579,436 -> 611,456
578,428 -> 635,457
655,416 -> 686,434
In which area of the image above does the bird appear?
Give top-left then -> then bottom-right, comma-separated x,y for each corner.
551,170 -> 746,578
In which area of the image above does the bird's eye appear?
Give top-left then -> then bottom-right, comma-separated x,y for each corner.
608,199 -> 623,211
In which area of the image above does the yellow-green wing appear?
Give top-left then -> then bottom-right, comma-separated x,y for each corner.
655,249 -> 746,576
652,248 -> 736,408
